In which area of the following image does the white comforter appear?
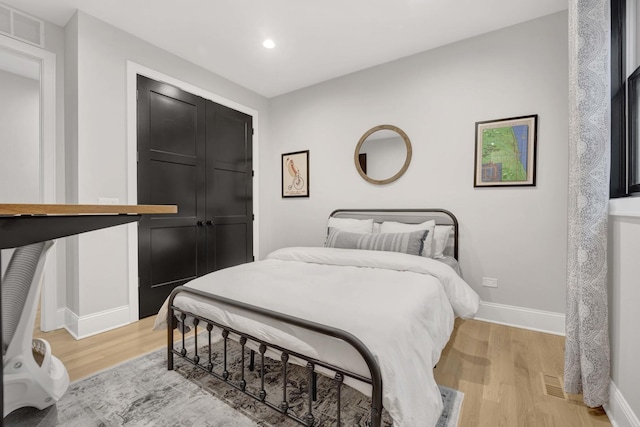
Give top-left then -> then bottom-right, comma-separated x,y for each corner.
154,247 -> 479,427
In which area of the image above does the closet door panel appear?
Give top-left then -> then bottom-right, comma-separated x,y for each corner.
212,168 -> 247,217
212,223 -> 249,270
205,101 -> 253,274
210,110 -> 249,167
146,226 -> 199,312
149,91 -> 198,157
149,160 -> 197,218
138,75 -> 254,317
137,75 -> 206,318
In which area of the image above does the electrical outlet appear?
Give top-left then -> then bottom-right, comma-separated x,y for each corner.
98,197 -> 119,205
482,277 -> 498,288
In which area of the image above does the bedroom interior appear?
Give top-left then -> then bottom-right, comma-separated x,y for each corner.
1,0 -> 640,426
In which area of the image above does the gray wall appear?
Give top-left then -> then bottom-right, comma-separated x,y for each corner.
45,18 -> 67,317
64,12 -> 79,314
607,0 -> 640,420
0,18 -> 67,316
0,69 -> 39,278
609,216 -> 640,422
264,11 -> 569,314
0,69 -> 40,204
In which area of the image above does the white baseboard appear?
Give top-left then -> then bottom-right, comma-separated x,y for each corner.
605,380 -> 640,427
63,305 -> 131,340
474,301 -> 565,336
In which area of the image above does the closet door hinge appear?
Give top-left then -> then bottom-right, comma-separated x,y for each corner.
251,128 -> 254,136
252,170 -> 255,177
252,214 -> 255,220
136,89 -> 139,100
137,151 -> 139,163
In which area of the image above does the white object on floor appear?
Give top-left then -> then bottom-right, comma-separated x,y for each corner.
2,241 -> 69,417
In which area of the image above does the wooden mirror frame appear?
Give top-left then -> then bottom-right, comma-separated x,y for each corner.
354,124 -> 412,185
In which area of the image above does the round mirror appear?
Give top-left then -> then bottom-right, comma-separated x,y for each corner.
354,125 -> 412,185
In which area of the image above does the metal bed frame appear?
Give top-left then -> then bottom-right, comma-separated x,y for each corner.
166,208 -> 459,427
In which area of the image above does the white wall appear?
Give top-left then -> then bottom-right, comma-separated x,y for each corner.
608,215 -> 640,425
64,13 -> 79,314
265,12 -> 569,315
0,69 -> 39,277
0,19 -> 67,326
0,69 -> 40,203
64,11 -> 269,332
45,18 -> 67,322
605,2 -> 640,424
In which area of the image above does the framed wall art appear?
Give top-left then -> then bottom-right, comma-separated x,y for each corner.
474,115 -> 538,187
282,150 -> 309,197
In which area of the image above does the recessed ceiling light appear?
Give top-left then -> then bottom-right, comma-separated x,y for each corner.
263,39 -> 275,49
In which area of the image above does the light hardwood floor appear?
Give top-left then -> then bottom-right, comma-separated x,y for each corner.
434,319 -> 611,427
32,316 -> 188,382
33,317 -> 611,426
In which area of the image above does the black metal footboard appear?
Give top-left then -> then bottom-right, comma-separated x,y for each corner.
167,286 -> 383,427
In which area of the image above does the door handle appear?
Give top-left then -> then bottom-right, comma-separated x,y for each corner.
206,220 -> 213,226
197,220 -> 204,227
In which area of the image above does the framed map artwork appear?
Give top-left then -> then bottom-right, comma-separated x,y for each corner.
474,115 -> 538,187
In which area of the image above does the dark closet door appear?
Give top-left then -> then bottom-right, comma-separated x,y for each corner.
205,101 -> 253,273
137,75 -> 207,318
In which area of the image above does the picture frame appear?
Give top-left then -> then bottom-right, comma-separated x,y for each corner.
474,115 -> 538,187
282,150 -> 309,197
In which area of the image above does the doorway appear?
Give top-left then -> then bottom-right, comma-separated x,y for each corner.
126,63 -> 260,321
136,75 -> 253,317
0,36 -> 58,331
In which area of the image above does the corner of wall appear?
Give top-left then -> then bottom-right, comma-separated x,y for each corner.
605,380 -> 640,427
64,305 -> 131,339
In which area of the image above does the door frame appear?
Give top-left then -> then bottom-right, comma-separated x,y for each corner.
0,36 -> 58,331
126,61 -> 260,322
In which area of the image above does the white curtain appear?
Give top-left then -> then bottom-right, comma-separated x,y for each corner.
565,0 -> 611,407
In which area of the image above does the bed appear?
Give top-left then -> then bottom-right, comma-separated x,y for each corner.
154,209 -> 480,427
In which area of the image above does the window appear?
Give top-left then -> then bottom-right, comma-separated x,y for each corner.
610,0 -> 640,198
629,66 -> 640,193
610,0 -> 627,198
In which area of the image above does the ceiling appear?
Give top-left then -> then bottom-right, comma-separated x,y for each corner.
3,0 -> 567,98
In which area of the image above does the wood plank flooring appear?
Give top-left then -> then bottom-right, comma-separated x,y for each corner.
433,319 -> 611,427
32,316 -> 189,382
32,317 -> 611,426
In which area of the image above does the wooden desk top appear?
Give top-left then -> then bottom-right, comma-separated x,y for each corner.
0,204 -> 177,216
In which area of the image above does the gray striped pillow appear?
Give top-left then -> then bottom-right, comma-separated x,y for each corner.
325,228 -> 428,256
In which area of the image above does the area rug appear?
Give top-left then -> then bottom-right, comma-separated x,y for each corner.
6,337 -> 463,427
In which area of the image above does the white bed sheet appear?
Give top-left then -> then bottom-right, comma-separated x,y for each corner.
154,246 -> 479,427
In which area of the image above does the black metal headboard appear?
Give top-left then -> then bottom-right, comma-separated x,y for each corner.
329,208 -> 459,260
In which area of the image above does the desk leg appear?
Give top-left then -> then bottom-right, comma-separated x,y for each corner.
1,250 -> 4,426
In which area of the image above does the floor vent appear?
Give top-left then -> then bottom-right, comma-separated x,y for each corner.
542,373 -> 567,400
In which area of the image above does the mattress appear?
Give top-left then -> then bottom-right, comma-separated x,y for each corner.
154,246 -> 479,427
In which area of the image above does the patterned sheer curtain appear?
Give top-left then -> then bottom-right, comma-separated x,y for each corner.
565,0 -> 611,407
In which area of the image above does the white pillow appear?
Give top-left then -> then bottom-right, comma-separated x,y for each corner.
327,217 -> 374,234
379,220 -> 435,258
432,225 -> 453,259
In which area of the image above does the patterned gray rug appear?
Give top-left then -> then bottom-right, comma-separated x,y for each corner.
6,337 -> 463,427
